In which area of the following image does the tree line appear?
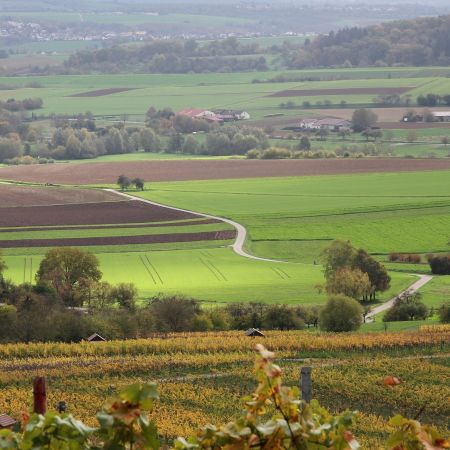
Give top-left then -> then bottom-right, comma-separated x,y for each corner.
64,38 -> 268,74
281,15 -> 450,68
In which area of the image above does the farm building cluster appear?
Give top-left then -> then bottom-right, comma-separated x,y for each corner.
299,117 -> 351,132
177,108 -> 250,123
402,111 -> 450,122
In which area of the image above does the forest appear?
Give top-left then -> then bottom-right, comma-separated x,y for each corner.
282,15 -> 450,68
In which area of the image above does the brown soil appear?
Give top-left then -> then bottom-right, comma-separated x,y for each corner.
269,87 -> 413,97
1,159 -> 450,185
69,88 -> 136,97
0,201 -> 196,228
378,122 -> 450,129
0,230 -> 236,248
0,218 -> 219,233
305,107 -> 450,123
0,184 -> 122,207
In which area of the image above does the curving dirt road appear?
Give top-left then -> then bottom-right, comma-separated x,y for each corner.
106,189 -> 282,263
366,274 -> 433,321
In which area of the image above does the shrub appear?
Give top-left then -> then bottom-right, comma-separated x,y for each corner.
259,147 -> 291,159
389,253 -> 421,263
319,294 -> 363,332
439,303 -> 450,323
383,292 -> 428,322
427,254 -> 450,275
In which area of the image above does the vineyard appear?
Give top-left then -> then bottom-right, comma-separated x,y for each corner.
0,328 -> 448,448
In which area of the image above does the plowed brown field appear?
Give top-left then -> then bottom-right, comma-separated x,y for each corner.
269,87 -> 412,97
0,200 -> 196,228
0,230 -> 236,248
1,159 -> 449,185
0,184 -> 121,207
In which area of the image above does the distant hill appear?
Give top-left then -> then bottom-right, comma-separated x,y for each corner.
282,15 -> 450,68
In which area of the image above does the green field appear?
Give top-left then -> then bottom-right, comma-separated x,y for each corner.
135,171 -> 450,257
3,247 -> 413,305
2,169 -> 449,306
1,70 -> 450,122
418,276 -> 450,308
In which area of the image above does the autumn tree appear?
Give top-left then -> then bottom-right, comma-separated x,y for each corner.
321,241 -> 391,302
320,239 -> 355,279
36,247 -> 102,307
326,267 -> 372,300
352,248 -> 391,301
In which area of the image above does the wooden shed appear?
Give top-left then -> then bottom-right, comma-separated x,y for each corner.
0,414 -> 16,429
245,328 -> 265,337
87,333 -> 106,342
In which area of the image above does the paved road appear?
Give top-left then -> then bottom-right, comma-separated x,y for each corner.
106,189 -> 282,262
366,274 -> 433,321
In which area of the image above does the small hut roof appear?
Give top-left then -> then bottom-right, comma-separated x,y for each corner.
0,414 -> 16,428
87,333 -> 106,342
245,328 -> 265,337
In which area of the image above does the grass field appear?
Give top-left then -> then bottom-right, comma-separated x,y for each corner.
1,70 -> 450,124
3,246 -> 413,305
418,275 -> 450,308
135,171 -> 450,257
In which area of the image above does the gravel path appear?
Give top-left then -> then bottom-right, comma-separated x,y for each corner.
366,274 -> 433,320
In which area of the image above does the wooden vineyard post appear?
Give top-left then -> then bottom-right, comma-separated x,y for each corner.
33,377 -> 46,414
300,367 -> 312,403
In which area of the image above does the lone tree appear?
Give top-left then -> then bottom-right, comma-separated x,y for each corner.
319,294 -> 363,332
117,174 -> 131,191
132,177 -> 145,191
441,136 -> 449,146
36,247 -> 102,306
352,108 -> 378,132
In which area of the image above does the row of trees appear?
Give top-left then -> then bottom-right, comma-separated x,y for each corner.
417,93 -> 450,107
0,97 -> 43,112
65,38 -> 268,74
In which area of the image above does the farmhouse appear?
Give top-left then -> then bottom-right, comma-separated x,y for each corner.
432,111 -> 450,122
212,109 -> 250,121
176,108 -> 223,123
299,117 -> 351,132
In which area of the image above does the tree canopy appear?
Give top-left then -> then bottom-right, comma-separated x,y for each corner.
36,247 -> 102,307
